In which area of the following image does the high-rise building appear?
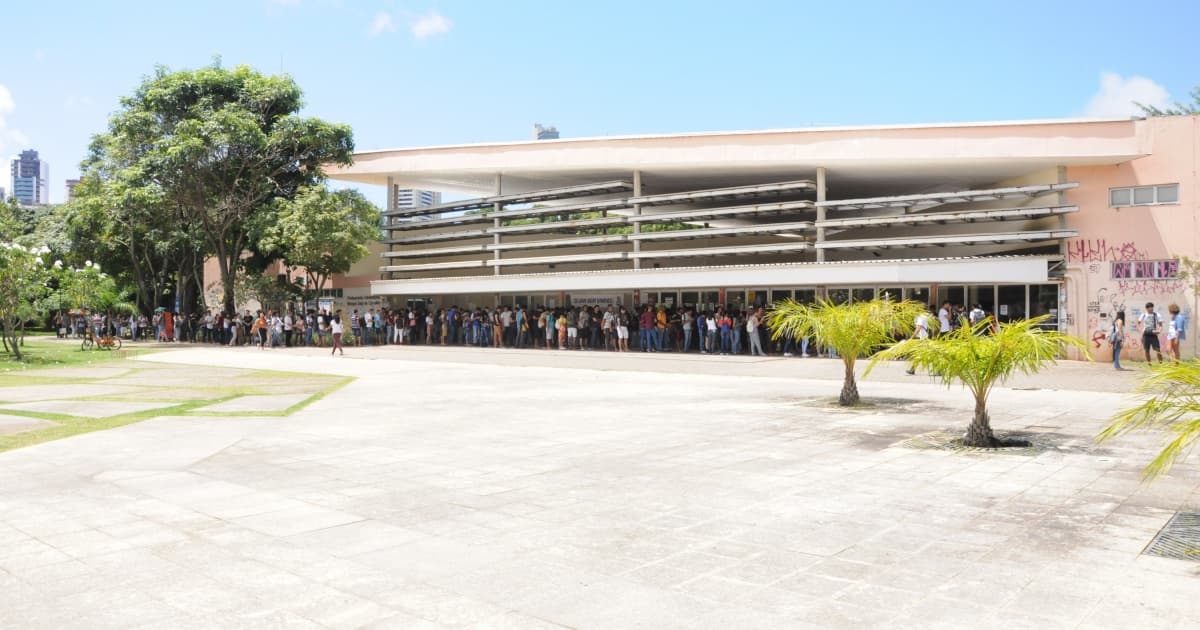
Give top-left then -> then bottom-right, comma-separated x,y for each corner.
533,123 -> 559,140
0,186 -> 6,202
9,150 -> 50,205
65,178 -> 81,201
396,189 -> 440,208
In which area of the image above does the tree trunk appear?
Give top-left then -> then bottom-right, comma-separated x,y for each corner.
963,396 -> 996,447
838,359 -> 860,406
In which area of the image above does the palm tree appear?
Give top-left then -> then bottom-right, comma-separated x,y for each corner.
766,297 -> 928,406
1098,360 -> 1200,479
868,315 -> 1088,447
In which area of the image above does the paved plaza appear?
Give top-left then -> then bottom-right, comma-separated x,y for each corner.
1,345 -> 1198,629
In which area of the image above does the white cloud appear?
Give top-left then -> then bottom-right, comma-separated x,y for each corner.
410,10 -> 451,39
0,84 -> 30,160
368,11 -> 397,37
1083,72 -> 1171,117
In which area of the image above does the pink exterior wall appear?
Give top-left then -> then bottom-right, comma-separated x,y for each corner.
1065,115 -> 1200,360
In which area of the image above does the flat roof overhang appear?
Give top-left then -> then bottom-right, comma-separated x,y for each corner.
330,118 -> 1145,195
370,256 -> 1054,296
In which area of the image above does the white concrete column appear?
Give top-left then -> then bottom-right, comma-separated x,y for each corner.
1057,165 -> 1069,257
632,170 -> 642,270
493,174 -> 503,276
815,167 -> 827,263
384,176 -> 396,280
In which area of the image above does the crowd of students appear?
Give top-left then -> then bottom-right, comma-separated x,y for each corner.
54,299 -> 1090,362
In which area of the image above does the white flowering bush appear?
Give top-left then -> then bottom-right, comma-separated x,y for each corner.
0,243 -> 53,360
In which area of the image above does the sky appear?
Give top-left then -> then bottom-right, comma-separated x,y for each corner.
2,0 -> 1199,206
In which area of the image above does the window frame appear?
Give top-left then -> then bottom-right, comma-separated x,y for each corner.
1109,183 -> 1180,208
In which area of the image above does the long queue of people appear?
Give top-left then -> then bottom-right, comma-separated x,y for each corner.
55,300 -> 1008,359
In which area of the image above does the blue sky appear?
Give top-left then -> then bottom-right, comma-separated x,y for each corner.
2,0 -> 1198,205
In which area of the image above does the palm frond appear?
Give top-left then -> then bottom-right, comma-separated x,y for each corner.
1099,359 -> 1200,479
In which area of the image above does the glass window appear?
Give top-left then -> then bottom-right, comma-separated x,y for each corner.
827,288 -> 850,304
1133,187 -> 1155,205
795,289 -> 816,305
1156,184 -> 1179,203
1031,284 -> 1059,329
996,285 -> 1026,323
907,287 -> 930,307
937,286 -> 965,310
726,290 -> 746,312
681,291 -> 699,308
851,288 -> 874,303
770,289 -> 792,305
877,288 -> 902,302
1110,188 -> 1131,207
699,291 -> 719,312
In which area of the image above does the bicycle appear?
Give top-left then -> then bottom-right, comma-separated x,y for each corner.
82,331 -> 123,351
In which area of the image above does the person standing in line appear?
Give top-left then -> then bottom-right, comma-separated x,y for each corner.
228,313 -> 240,347
748,307 -> 766,356
937,301 -> 952,337
557,309 -> 569,350
638,306 -> 653,352
1110,311 -> 1126,370
330,312 -> 345,356
681,308 -> 694,352
251,311 -> 268,350
617,307 -> 631,352
705,310 -> 718,354
1166,303 -> 1186,363
655,306 -> 668,352
1139,302 -> 1164,364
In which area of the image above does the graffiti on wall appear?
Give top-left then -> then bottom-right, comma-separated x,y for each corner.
1069,238 -> 1193,358
1066,239 -> 1147,264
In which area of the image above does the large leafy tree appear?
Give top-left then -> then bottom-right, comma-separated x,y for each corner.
766,297 -> 928,406
69,151 -> 203,316
259,186 -> 381,303
100,62 -> 354,315
869,316 -> 1088,447
1099,361 -> 1200,479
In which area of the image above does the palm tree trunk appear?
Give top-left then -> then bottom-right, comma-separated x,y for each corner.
839,359 -> 859,406
964,395 -> 995,447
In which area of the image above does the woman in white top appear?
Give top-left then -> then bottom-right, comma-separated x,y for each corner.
330,314 -> 344,356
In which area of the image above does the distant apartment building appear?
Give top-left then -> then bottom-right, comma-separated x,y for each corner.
0,186 -> 6,202
533,123 -> 559,140
65,178 -> 81,201
396,188 -> 440,208
9,149 -> 50,205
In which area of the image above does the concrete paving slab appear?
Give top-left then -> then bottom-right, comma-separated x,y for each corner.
0,346 -> 1196,629
0,399 -> 177,418
0,384 -> 150,402
0,414 -> 57,435
194,393 -> 311,413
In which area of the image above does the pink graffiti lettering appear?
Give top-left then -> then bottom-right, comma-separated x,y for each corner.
1066,239 -> 1147,263
1115,279 -> 1187,296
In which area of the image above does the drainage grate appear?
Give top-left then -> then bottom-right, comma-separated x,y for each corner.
1143,512 -> 1200,562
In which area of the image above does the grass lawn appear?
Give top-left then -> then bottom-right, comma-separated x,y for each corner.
0,338 -> 349,452
0,336 -> 161,372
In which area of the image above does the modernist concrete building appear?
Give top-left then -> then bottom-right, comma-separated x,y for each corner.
326,116 -> 1200,359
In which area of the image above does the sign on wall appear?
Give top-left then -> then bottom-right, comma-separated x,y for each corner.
1110,259 -> 1179,280
568,294 -> 622,307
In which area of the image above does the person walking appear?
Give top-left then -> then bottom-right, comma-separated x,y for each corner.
1139,302 -> 1164,364
1110,311 -> 1126,370
330,313 -> 345,355
906,306 -> 932,375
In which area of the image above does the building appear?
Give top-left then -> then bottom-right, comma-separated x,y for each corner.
326,116 -> 1200,359
9,149 -> 50,205
0,186 -> 6,202
385,188 -> 442,229
533,124 -> 559,140
65,178 -> 81,201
